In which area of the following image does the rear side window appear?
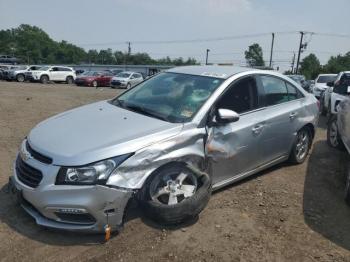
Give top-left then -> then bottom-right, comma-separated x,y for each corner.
261,76 -> 289,106
59,67 -> 71,71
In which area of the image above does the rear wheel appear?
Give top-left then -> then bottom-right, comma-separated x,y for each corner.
92,80 -> 98,88
327,115 -> 344,150
40,75 -> 49,84
345,167 -> 350,205
16,74 -> 25,82
66,76 -> 74,84
140,163 -> 211,225
289,128 -> 311,164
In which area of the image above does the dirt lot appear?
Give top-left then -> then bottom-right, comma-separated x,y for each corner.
1,81 -> 350,262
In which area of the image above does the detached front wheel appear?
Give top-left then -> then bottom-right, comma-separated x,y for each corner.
140,164 -> 211,225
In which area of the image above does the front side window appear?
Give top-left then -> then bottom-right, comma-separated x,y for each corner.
216,76 -> 259,114
111,72 -> 223,123
261,76 -> 289,106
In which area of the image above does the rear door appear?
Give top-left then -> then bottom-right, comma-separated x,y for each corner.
49,67 -> 61,81
256,75 -> 305,164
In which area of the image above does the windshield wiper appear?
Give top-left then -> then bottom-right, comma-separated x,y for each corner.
123,103 -> 170,122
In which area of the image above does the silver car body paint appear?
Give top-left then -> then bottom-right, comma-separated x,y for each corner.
338,97 -> 350,153
11,66 -> 319,232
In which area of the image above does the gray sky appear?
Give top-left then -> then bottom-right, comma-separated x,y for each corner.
1,0 -> 349,71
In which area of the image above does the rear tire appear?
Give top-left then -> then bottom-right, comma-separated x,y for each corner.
289,128 -> 311,164
66,76 -> 74,84
92,80 -> 98,88
16,74 -> 25,82
40,75 -> 49,84
345,167 -> 350,205
140,163 -> 211,225
327,115 -> 345,150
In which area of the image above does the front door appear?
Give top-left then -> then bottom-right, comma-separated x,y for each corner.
206,75 -> 265,187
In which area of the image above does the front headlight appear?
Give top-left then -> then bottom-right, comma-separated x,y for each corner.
56,154 -> 132,185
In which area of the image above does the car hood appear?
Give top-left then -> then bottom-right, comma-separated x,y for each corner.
315,83 -> 328,89
28,101 -> 183,166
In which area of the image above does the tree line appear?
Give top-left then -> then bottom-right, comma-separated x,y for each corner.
0,24 -> 198,66
245,43 -> 350,80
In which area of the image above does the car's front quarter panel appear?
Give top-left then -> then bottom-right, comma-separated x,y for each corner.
107,123 -> 208,189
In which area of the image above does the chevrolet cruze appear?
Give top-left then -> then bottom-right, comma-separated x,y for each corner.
9,66 -> 319,233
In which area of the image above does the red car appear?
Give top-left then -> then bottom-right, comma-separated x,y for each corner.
75,71 -> 114,87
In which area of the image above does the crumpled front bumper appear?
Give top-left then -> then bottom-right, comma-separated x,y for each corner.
11,154 -> 134,233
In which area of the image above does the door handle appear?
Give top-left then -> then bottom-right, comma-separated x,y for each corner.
252,124 -> 264,134
289,112 -> 297,120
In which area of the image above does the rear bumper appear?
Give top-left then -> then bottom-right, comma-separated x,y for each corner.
11,151 -> 134,233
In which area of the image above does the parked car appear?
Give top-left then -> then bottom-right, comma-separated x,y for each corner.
0,55 -> 21,64
5,65 -> 42,82
1,65 -> 21,80
27,66 -> 76,84
75,71 -> 114,87
286,74 -> 310,92
312,74 -> 337,99
321,71 -> 350,115
8,66 -> 318,233
110,71 -> 143,89
326,96 -> 350,203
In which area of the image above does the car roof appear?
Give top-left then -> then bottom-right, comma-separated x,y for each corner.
167,65 -> 257,79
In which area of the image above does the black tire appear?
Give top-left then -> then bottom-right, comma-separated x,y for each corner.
345,167 -> 350,205
289,128 -> 312,164
40,75 -> 49,84
66,76 -> 74,84
327,115 -> 345,150
16,74 -> 25,82
92,80 -> 98,88
140,163 -> 211,225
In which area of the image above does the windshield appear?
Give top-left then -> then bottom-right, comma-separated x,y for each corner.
111,72 -> 224,123
116,72 -> 131,78
287,75 -> 304,83
317,75 -> 336,83
39,66 -> 50,71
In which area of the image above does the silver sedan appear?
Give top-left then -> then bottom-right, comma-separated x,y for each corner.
9,66 -> 319,233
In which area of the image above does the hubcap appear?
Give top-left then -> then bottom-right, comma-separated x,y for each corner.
295,131 -> 309,161
329,121 -> 339,147
150,172 -> 197,205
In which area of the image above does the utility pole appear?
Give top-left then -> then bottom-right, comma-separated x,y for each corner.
127,42 -> 131,56
291,52 -> 296,73
269,33 -> 275,68
205,49 -> 210,65
295,31 -> 304,74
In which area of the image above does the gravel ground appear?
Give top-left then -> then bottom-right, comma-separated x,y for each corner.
0,81 -> 350,262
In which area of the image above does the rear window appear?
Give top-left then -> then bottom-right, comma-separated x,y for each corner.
317,75 -> 336,83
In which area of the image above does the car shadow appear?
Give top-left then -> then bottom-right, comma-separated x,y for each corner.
303,140 -> 350,250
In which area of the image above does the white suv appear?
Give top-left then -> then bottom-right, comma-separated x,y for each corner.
323,71 -> 350,115
29,66 -> 76,84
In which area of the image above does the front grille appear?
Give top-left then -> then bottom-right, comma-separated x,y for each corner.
54,212 -> 96,225
26,141 -> 53,164
16,156 -> 43,188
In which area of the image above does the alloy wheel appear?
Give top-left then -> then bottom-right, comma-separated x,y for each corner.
150,171 -> 198,205
295,130 -> 310,161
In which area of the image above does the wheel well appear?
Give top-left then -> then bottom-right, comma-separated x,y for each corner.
301,123 -> 315,139
40,74 -> 49,79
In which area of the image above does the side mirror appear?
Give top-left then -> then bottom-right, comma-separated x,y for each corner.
215,109 -> 240,124
327,81 -> 334,87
